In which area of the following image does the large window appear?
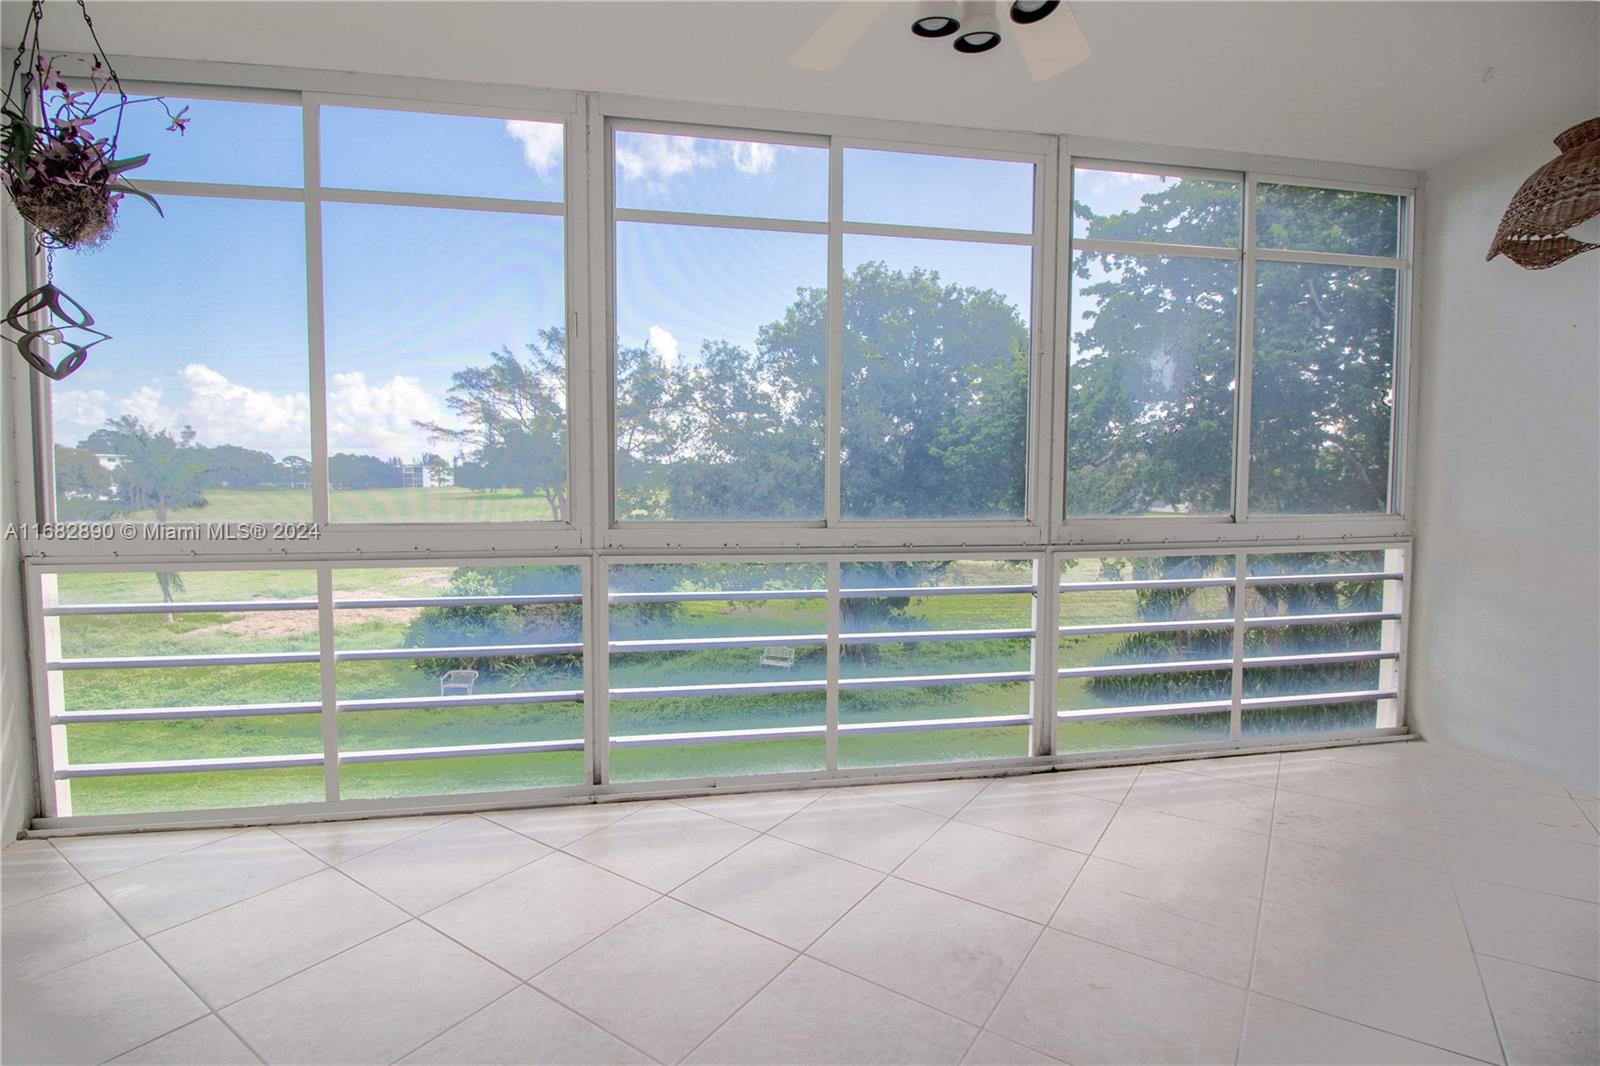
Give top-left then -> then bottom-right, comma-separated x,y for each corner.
49,98 -> 570,528
1248,185 -> 1404,515
1067,166 -> 1408,520
19,81 -> 1419,825
612,128 -> 1040,525
1067,165 -> 1241,517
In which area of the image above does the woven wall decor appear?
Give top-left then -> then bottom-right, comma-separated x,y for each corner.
1486,117 -> 1600,269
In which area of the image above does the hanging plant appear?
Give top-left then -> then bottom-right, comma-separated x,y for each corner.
1,0 -> 190,380
2,1 -> 189,249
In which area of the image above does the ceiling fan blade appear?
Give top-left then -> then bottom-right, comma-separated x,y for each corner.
1016,1 -> 1091,81
790,2 -> 890,72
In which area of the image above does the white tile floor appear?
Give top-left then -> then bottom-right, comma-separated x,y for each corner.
3,740 -> 1597,1066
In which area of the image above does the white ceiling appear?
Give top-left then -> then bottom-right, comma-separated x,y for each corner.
6,1 -> 1597,172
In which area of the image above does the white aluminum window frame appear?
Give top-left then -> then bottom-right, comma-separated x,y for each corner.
592,96 -> 1057,550
3,58 -> 1423,832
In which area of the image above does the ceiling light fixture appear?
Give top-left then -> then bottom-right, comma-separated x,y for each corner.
953,3 -> 1002,53
1008,0 -> 1060,25
910,0 -> 961,38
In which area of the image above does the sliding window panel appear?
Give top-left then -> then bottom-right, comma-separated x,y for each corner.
49,196 -> 311,523
111,95 -> 303,187
1066,252 -> 1239,516
1073,166 -> 1242,248
44,569 -> 323,815
615,130 -> 827,222
1255,184 -> 1403,259
609,563 -> 827,782
333,565 -> 585,798
322,107 -> 565,202
844,148 -> 1034,234
322,205 -> 567,523
841,236 -> 1033,519
837,560 -> 1034,768
1241,549 -> 1403,736
1249,263 -> 1399,515
614,223 -> 826,520
1056,554 -> 1236,753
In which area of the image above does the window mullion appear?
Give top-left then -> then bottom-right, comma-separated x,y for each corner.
825,139 -> 844,528
1233,175 -> 1259,524
303,97 -> 331,529
317,566 -> 339,802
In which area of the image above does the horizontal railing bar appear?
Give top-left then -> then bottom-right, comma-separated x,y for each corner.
1241,689 -> 1396,710
839,584 -> 1036,599
610,588 -> 825,603
1058,698 -> 1234,721
1243,571 -> 1403,586
1059,577 -> 1236,592
57,752 -> 325,778
612,724 -> 825,746
838,713 -> 1033,734
333,593 -> 582,609
1243,650 -> 1398,669
1059,658 -> 1233,679
839,670 -> 1034,690
610,627 -> 1034,653
339,739 -> 584,763
610,679 -> 828,699
51,701 -> 321,724
1059,617 -> 1234,636
49,651 -> 320,670
610,712 -> 1033,748
338,690 -> 583,711
611,634 -> 825,652
1244,611 -> 1402,627
44,599 -> 317,616
335,643 -> 582,661
1057,648 -> 1398,680
841,627 -> 1035,645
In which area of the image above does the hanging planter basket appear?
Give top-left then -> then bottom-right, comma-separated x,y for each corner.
11,179 -> 118,248
0,0 -> 189,380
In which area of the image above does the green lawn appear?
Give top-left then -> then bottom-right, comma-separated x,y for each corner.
52,556 -> 1379,815
101,486 -> 554,524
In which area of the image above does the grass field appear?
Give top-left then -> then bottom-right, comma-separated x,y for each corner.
52,554 -> 1382,814
95,487 -> 555,524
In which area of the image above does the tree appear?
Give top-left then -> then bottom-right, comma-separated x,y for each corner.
81,417 -> 205,524
419,330 -> 569,519
614,263 -> 1029,521
329,453 -> 400,490
53,444 -> 112,503
1068,179 -> 1397,516
80,417 -> 204,610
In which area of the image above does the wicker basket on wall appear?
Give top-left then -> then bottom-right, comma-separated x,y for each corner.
1486,117 -> 1600,269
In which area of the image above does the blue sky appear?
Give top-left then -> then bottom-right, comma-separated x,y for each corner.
51,102 -> 1039,464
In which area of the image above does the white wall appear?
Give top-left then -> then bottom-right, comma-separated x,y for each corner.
1410,121 -> 1600,795
0,314 -> 37,841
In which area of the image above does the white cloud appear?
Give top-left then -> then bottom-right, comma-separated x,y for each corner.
53,364 -> 448,462
176,364 -> 309,454
647,325 -> 680,367
730,141 -> 777,175
505,120 -> 563,175
326,371 -> 449,460
615,135 -> 779,184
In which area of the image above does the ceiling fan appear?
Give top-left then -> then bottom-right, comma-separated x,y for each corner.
791,1 -> 1091,81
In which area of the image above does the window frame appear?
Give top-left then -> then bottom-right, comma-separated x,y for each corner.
25,76 -> 591,555
7,63 -> 1419,562
1055,137 -> 1416,545
594,96 -> 1057,549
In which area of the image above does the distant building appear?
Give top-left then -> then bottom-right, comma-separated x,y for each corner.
388,455 -> 455,489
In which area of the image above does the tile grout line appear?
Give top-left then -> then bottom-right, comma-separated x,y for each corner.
59,857 -> 274,1066
953,759 -> 1133,1063
1234,751 -> 1281,1065
1419,749 -> 1512,1066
